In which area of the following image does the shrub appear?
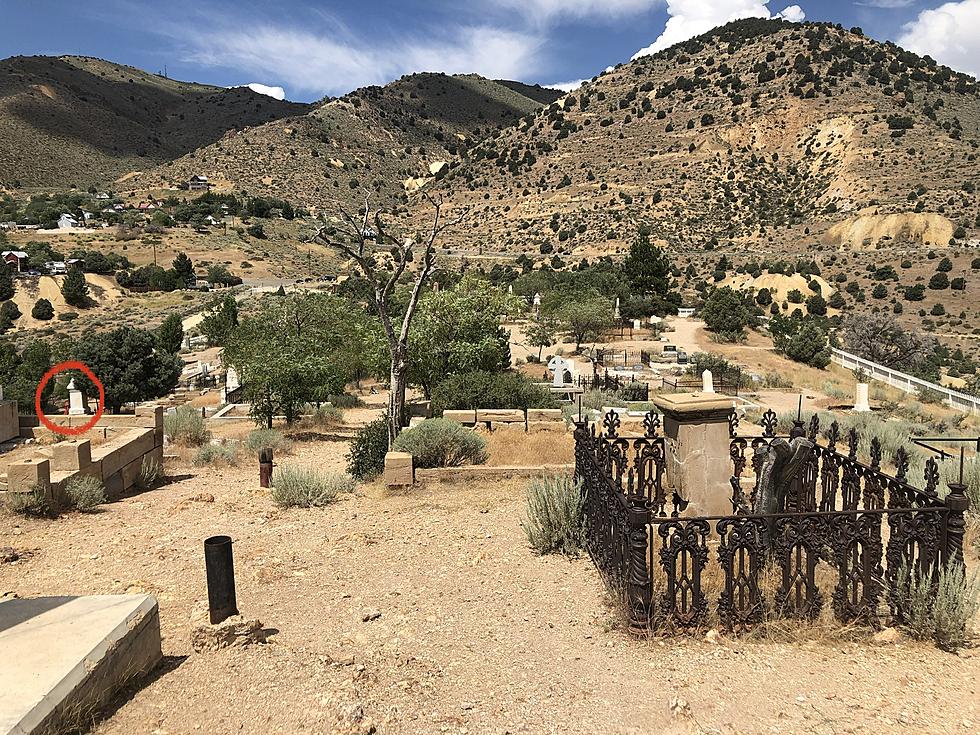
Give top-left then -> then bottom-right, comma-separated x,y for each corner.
298,403 -> 344,429
65,475 -> 106,512
895,562 -> 980,651
271,465 -> 355,507
346,416 -> 389,480
327,393 -> 364,409
31,298 -> 54,320
244,429 -> 293,454
164,406 -> 211,446
137,456 -> 162,489
4,484 -> 53,517
193,443 -> 240,466
521,475 -> 584,555
431,370 -> 556,413
392,419 -> 488,468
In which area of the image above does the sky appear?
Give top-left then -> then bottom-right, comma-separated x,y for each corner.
0,0 -> 977,102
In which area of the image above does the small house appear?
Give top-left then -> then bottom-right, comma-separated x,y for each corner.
2,251 -> 28,272
188,175 -> 211,191
58,213 -> 79,229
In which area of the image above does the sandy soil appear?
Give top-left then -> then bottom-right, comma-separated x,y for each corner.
2,420 -> 979,734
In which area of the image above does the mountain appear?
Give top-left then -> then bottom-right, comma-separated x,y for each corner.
422,19 -> 980,254
0,55 -> 309,188
133,72 -> 561,214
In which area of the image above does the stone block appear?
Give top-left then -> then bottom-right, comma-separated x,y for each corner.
527,421 -> 569,433
0,400 -> 17,443
442,410 -> 476,425
93,429 -> 155,479
120,456 -> 145,491
476,409 -> 525,424
526,408 -> 563,422
51,440 -> 92,472
103,471 -> 124,499
137,404 -> 165,429
7,459 -> 50,494
384,451 -> 414,487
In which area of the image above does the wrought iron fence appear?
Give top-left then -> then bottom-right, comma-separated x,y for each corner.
661,371 -> 741,396
575,371 -> 650,401
575,408 -> 970,635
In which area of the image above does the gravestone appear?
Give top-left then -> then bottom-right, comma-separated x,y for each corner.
702,369 -> 714,394
853,383 -> 871,412
67,379 -> 86,416
614,297 -> 620,319
547,356 -> 573,387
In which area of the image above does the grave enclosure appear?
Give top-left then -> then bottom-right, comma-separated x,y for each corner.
575,403 -> 970,634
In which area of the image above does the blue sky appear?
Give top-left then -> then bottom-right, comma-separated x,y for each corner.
1,0 -> 977,101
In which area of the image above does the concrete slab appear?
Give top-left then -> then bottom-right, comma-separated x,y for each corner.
0,594 -> 161,735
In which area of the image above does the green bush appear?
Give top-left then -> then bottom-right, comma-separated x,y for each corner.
346,416 -> 389,480
244,429 -> 293,454
521,475 -> 584,555
193,443 -> 240,467
4,484 -> 53,517
895,562 -> 980,651
271,465 -> 355,507
327,394 -> 363,409
392,419 -> 488,468
300,404 -> 344,428
164,406 -> 211,446
137,456 -> 162,490
431,370 -> 556,413
65,475 -> 106,512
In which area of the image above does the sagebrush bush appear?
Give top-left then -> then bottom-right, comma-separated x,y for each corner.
164,406 -> 211,446
347,417 -> 389,480
391,418 -> 488,468
65,475 -> 106,512
431,370 -> 557,413
271,465 -> 356,507
521,475 -> 584,555
895,562 -> 980,651
327,393 -> 363,409
244,429 -> 293,454
137,456 -> 162,489
193,443 -> 240,467
4,484 -> 53,517
299,404 -> 344,428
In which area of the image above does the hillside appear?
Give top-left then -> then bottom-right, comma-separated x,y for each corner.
421,19 -> 980,254
133,73 -> 560,214
0,55 -> 309,188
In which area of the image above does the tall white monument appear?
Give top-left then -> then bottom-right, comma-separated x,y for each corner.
853,383 -> 871,412
67,378 -> 86,416
701,369 -> 715,394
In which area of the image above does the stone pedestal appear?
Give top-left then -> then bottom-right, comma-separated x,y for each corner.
853,383 -> 871,412
67,379 -> 86,416
7,458 -> 51,494
384,452 -> 414,488
651,393 -> 736,517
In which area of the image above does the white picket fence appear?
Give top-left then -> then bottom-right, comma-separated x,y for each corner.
831,348 -> 980,414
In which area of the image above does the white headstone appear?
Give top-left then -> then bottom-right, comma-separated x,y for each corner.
0,385 -> 3,401
701,369 -> 715,394
225,366 -> 240,391
67,377 -> 86,415
508,285 -> 513,295
853,383 -> 871,412
632,318 -> 641,330
533,292 -> 541,307
614,297 -> 620,319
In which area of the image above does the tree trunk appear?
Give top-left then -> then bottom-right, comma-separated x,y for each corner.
388,344 -> 409,447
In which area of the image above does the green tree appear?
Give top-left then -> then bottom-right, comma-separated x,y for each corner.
72,327 -> 182,413
0,301 -> 20,332
621,230 -> 679,314
408,276 -> 518,397
223,293 -> 372,426
61,266 -> 89,307
549,292 -> 612,351
928,272 -> 949,290
805,293 -> 827,316
770,314 -> 830,368
172,252 -> 194,287
157,313 -> 184,354
31,298 -> 54,320
0,340 -> 53,413
199,295 -> 239,346
756,287 -> 772,306
0,265 -> 13,301
701,286 -> 749,341
527,315 -> 558,361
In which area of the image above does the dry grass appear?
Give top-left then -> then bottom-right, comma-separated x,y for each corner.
480,425 -> 574,466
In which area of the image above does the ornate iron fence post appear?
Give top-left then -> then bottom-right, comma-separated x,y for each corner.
944,481 -> 969,567
626,493 -> 651,634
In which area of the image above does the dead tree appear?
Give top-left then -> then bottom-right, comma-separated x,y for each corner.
312,194 -> 463,446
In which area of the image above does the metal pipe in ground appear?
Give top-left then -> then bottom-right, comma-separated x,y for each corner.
204,535 -> 239,624
259,448 -> 273,488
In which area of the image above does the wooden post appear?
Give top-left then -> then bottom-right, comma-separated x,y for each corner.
259,448 -> 273,488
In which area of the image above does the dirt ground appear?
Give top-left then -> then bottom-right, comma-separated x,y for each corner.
2,420 -> 979,735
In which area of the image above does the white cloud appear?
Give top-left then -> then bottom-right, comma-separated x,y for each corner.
486,0 -> 662,23
546,79 -> 587,91
631,0 -> 805,59
243,83 -> 286,100
179,24 -> 543,96
859,0 -> 915,7
897,0 -> 980,78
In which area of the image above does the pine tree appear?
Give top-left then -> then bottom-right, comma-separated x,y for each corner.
31,298 -> 54,320
0,265 -> 13,302
157,313 -> 184,354
61,266 -> 89,307
621,229 -> 679,315
172,252 -> 194,287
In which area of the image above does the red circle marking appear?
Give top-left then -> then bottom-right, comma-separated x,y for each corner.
35,361 -> 105,436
